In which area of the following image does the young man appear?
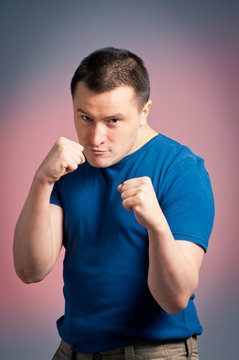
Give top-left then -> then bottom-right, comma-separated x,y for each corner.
14,47 -> 214,359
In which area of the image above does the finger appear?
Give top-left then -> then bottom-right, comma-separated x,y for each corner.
117,184 -> 123,193
75,142 -> 84,152
122,177 -> 152,188
63,159 -> 79,174
66,138 -> 84,153
122,197 -> 135,211
62,139 -> 85,161
120,188 -> 138,201
122,197 -> 143,212
55,137 -> 84,165
72,151 -> 85,165
66,144 -> 85,165
121,178 -> 146,192
80,153 -> 85,164
121,178 -> 140,188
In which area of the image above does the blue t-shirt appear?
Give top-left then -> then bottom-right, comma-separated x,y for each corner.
50,134 -> 214,353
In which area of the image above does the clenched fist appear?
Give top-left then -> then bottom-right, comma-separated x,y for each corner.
36,137 -> 85,185
118,176 -> 165,230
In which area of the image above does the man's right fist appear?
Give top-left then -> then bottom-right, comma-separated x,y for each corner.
35,137 -> 85,185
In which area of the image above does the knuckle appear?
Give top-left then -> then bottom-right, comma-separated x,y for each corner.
78,143 -> 84,151
71,163 -> 78,170
122,199 -> 128,208
56,136 -> 66,145
134,204 -> 141,213
122,199 -> 131,209
61,160 -> 68,169
121,182 -> 126,190
143,176 -> 151,184
56,142 -> 67,154
137,192 -> 145,202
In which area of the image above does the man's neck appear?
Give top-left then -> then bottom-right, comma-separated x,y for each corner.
144,124 -> 158,142
137,124 -> 158,150
127,124 -> 158,157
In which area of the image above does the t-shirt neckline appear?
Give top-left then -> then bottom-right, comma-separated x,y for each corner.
108,133 -> 162,169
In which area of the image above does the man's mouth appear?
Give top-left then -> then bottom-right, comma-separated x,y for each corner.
87,148 -> 109,154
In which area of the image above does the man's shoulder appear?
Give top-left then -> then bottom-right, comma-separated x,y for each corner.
151,133 -> 203,169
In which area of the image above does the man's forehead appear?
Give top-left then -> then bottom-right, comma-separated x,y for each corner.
75,81 -> 137,97
73,82 -> 138,108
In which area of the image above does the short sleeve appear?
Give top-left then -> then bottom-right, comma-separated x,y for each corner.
50,180 -> 63,207
160,157 -> 215,252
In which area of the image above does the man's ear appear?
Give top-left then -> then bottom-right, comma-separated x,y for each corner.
140,100 -> 152,126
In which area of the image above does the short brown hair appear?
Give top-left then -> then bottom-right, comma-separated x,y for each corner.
70,47 -> 150,110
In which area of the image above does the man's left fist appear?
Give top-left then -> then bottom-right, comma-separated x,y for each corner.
117,176 -> 164,230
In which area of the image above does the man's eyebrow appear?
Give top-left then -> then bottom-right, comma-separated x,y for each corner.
76,108 -> 92,116
102,113 -> 125,120
76,107 -> 125,119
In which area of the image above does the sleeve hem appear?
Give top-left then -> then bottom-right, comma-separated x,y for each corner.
173,233 -> 208,252
50,199 -> 63,208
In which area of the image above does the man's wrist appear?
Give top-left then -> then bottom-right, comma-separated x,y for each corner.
147,215 -> 171,239
32,171 -> 55,194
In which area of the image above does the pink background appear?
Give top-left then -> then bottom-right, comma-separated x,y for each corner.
1,1 -> 238,359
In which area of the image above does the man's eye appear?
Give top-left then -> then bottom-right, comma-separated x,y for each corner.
81,115 -> 92,121
109,118 -> 120,124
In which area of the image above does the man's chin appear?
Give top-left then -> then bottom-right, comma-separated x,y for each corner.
85,154 -> 118,168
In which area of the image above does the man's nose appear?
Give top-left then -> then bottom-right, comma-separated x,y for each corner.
90,123 -> 106,146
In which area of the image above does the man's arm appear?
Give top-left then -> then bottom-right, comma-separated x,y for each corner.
13,137 -> 85,283
13,179 -> 63,283
118,176 -> 205,315
147,225 -> 204,314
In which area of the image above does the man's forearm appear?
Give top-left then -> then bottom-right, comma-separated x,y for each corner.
147,219 -> 199,315
13,175 -> 55,283
14,137 -> 85,283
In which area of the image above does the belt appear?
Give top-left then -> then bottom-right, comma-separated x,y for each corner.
58,336 -> 197,360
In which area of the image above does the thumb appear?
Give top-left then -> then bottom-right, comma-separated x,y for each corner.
117,184 -> 123,193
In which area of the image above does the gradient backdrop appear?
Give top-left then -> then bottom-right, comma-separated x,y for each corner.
1,1 -> 238,359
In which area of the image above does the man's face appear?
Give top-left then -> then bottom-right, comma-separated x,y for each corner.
73,82 -> 151,168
